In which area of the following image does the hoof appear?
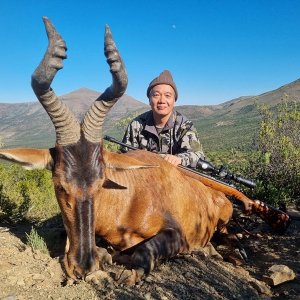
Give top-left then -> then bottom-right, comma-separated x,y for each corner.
97,247 -> 113,267
85,270 -> 114,287
112,252 -> 132,267
63,277 -> 76,286
115,268 -> 145,285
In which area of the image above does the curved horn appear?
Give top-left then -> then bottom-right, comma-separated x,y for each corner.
82,25 -> 128,143
31,17 -> 80,145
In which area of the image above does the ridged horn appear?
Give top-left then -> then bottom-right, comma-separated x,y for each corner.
31,17 -> 80,146
82,25 -> 128,143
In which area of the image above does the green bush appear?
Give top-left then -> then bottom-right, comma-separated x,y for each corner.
103,140 -> 121,152
0,163 -> 59,223
248,100 -> 300,206
26,226 -> 49,254
208,149 -> 251,173
114,111 -> 140,132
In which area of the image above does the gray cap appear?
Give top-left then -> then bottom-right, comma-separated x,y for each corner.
147,70 -> 178,101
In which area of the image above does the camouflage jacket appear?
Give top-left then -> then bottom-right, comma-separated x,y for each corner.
121,110 -> 205,167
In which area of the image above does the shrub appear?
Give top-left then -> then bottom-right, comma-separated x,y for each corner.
26,227 -> 49,254
248,100 -> 300,206
114,111 -> 140,132
0,163 -> 59,222
103,140 -> 121,152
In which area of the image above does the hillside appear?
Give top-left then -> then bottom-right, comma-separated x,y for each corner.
176,78 -> 300,152
1,79 -> 300,151
0,88 -> 148,148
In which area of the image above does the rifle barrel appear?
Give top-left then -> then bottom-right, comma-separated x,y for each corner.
104,135 -> 137,151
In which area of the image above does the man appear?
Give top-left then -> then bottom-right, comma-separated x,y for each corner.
121,70 -> 205,167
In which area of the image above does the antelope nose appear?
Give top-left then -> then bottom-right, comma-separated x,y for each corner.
74,269 -> 84,280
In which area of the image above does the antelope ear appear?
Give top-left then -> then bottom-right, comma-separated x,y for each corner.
102,179 -> 127,190
102,150 -> 159,190
103,151 -> 159,170
0,148 -> 54,170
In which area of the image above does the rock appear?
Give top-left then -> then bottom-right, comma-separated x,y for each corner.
249,278 -> 272,296
49,271 -> 55,277
23,246 -> 33,254
1,296 -> 16,300
226,254 -> 243,266
33,251 -> 49,261
236,233 -> 243,239
16,278 -> 25,286
7,275 -> 17,284
287,208 -> 300,219
202,242 -> 223,259
0,227 -> 10,232
144,292 -> 153,300
262,264 -> 296,286
235,266 -> 250,277
32,273 -> 46,281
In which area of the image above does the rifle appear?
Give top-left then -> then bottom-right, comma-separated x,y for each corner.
103,135 -> 291,233
196,158 -> 256,188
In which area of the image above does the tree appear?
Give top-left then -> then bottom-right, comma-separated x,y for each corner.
249,99 -> 300,206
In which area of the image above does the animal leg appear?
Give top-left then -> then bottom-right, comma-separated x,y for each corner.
96,246 -> 113,266
213,197 -> 247,264
65,236 -> 70,253
85,269 -> 114,287
66,247 -> 113,286
215,222 -> 248,264
113,227 -> 187,284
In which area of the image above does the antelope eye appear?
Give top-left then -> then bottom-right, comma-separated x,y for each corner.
66,201 -> 72,209
56,185 -> 67,194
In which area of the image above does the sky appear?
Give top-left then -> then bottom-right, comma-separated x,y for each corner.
1,0 -> 300,106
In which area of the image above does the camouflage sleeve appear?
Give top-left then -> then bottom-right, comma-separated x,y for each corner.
176,121 -> 205,168
120,120 -> 141,152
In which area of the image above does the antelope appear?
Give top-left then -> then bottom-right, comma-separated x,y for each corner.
1,17 -> 287,284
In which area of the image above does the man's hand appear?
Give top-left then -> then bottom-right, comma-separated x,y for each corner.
163,154 -> 182,166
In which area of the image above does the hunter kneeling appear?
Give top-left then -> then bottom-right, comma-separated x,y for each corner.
121,70 -> 205,167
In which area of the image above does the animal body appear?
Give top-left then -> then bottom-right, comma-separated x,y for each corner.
0,17 -> 235,282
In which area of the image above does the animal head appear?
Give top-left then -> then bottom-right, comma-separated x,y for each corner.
0,17 -> 128,279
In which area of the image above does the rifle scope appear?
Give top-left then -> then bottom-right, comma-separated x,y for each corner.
196,159 -> 256,189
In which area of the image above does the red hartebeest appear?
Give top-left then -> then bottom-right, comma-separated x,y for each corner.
0,18 -> 255,283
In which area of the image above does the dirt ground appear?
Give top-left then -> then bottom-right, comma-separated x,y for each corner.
0,206 -> 299,300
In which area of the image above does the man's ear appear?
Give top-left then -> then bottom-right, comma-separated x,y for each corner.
0,148 -> 55,170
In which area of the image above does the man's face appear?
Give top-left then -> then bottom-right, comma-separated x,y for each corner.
149,84 -> 176,118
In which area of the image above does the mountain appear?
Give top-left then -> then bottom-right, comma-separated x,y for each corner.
0,88 -> 148,148
176,79 -> 300,151
0,79 -> 299,151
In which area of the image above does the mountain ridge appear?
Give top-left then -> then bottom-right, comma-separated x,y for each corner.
1,78 -> 299,150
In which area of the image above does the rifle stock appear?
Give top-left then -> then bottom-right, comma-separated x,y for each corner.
179,166 -> 290,234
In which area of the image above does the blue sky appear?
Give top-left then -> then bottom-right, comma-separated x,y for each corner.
1,0 -> 300,105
